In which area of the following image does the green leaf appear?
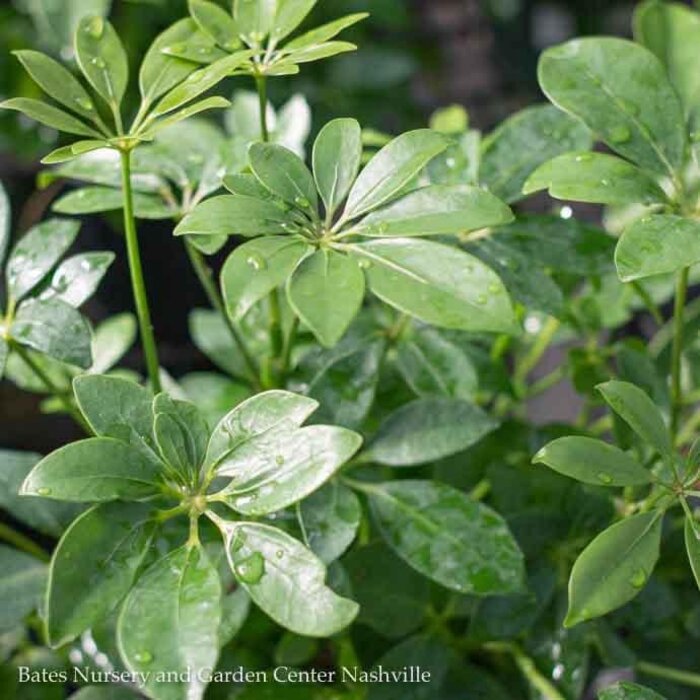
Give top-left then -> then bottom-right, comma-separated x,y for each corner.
343,130 -> 449,220
249,142 -> 318,211
139,19 -> 201,105
174,195 -> 292,237
234,0 -> 277,42
12,50 -> 97,121
286,13 -> 368,50
272,0 -> 317,40
365,480 -> 526,594
366,398 -> 497,466
41,140 -> 109,165
298,481 -> 360,564
599,682 -> 667,700
189,0 -> 240,49
534,437 -> 652,486
0,180 -> 9,267
160,28 -> 227,65
538,37 -> 686,178
20,437 -> 162,502
220,521 -> 358,636
396,327 -> 478,400
635,0 -> 700,138
313,118 -> 362,218
53,186 -> 174,219
524,152 -> 668,206
287,249 -> 365,347
75,16 -> 129,110
597,380 -> 672,459
0,545 -> 46,632
685,517 -> 700,591
480,104 -> 592,203
5,218 -> 79,301
118,545 -> 221,700
220,587 -> 250,646
0,98 -> 99,137
73,375 -> 155,456
615,215 -> 700,282
278,41 -> 356,66
0,337 -> 6,381
222,237 -> 310,320
40,252 -> 114,307
46,502 -> 156,646
205,390 -> 318,469
153,394 -> 208,475
565,511 -> 663,626
355,184 -> 513,236
350,238 -> 516,334
90,313 -> 136,373
70,687 -> 140,700
140,96 -> 231,139
189,309 -> 253,378
12,298 -> 92,368
216,422 -> 362,516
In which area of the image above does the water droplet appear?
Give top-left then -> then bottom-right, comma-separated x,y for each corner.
294,196 -> 310,209
630,568 -> 646,588
37,487 -> 52,496
275,549 -> 284,559
84,17 -> 104,39
600,179 -> 610,187
275,455 -> 285,466
446,157 -> 456,169
359,260 -> 371,269
692,131 -> 700,143
187,71 -> 205,83
75,97 -> 93,111
488,283 -> 500,294
134,651 -> 153,665
477,294 -> 487,305
90,57 -> 106,69
246,254 -> 266,271
165,42 -> 187,54
235,551 -> 265,584
609,125 -> 631,144
597,472 -> 613,485
575,153 -> 593,163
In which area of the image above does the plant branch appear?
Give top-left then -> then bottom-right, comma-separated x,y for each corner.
671,266 -> 690,443
119,149 -> 162,394
637,660 -> 700,689
0,522 -> 50,562
514,317 -> 560,389
255,74 -> 270,142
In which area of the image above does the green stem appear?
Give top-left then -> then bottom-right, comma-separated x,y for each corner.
11,342 -> 90,433
281,315 -> 299,376
268,289 -> 284,362
514,317 -> 560,389
184,240 -> 260,389
637,660 -> 700,689
671,267 -> 690,443
0,522 -> 50,562
631,280 -> 663,325
120,149 -> 162,394
255,74 -> 269,142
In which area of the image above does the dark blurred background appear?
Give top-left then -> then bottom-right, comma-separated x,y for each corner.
0,0 -> 645,450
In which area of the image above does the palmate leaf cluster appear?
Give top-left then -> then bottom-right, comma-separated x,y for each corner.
3,2 -> 700,700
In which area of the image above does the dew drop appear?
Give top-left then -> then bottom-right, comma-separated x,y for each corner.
488,283 -> 500,294
275,549 -> 284,559
358,260 -> 371,269
134,651 -> 153,665
90,57 -> 106,69
575,153 -> 593,163
75,97 -> 94,111
37,487 -> 52,496
275,455 -> 285,466
84,17 -> 104,39
164,42 -> 187,54
246,254 -> 266,271
609,125 -> 631,144
629,568 -> 646,588
477,294 -> 487,305
235,551 -> 265,584
294,196 -> 310,209
596,472 -> 613,485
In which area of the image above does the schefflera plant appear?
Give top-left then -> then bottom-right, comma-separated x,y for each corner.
1,14 -> 253,394
527,0 -> 700,629
175,118 -> 518,351
20,375 -> 362,700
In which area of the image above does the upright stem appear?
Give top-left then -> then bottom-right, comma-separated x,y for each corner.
184,240 -> 260,389
120,149 -> 162,394
255,74 -> 270,142
671,266 -> 690,443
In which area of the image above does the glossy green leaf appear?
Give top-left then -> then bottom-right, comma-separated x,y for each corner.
286,13 -> 368,50
298,481 -> 360,564
0,545 -> 46,632
343,130 -> 449,220
139,19 -> 201,105
366,398 -> 497,466
635,0 -> 700,137
75,16 -> 129,109
153,393 -> 208,475
480,104 -> 592,203
599,682 -> 666,700
219,587 -> 250,646
205,390 -> 318,469
272,0 -> 317,40
40,252 -> 114,307
685,517 -> 700,591
597,380 -> 672,459
278,41 -> 356,66
288,249 -> 365,347
46,502 -> 156,646
12,298 -> 92,368
74,375 -> 155,456
70,687 -> 140,700
355,184 -> 513,236
234,0 -> 276,43
41,140 -> 109,165
189,0 -> 240,49
249,142 -> 318,211
538,37 -> 686,177
140,96 -> 231,138
0,98 -> 99,137
12,50 -> 97,121
53,186 -> 174,219
5,218 -> 79,301
20,438 -> 162,502
175,195 -> 292,237
220,521 -> 358,636
222,237 -> 309,320
160,28 -> 227,64
615,215 -> 700,282
366,480 -> 526,594
534,437 -> 652,486
217,422 -> 361,515
524,152 -> 668,206
90,313 -> 136,373
565,511 -> 663,627
350,238 -> 516,334
118,545 -> 221,700
312,118 -> 362,217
